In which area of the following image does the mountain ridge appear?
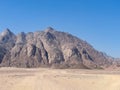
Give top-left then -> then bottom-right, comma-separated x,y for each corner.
0,27 -> 119,69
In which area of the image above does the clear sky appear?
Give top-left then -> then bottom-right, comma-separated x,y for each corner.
0,0 -> 120,58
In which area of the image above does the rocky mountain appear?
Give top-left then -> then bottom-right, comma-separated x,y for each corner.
0,27 -> 119,69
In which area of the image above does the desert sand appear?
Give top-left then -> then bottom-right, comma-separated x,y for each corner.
0,68 -> 120,90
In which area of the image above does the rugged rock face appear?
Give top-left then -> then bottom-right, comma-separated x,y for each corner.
0,27 -> 119,69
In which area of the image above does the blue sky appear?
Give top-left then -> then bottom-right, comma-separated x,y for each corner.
0,0 -> 120,57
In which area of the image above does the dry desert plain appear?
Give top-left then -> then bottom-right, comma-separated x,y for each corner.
0,67 -> 120,90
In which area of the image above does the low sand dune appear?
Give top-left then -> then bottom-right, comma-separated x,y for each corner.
0,68 -> 120,90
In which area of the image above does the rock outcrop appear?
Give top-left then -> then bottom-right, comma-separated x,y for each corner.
0,27 -> 119,69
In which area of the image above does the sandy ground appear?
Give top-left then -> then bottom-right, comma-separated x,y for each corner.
0,68 -> 120,90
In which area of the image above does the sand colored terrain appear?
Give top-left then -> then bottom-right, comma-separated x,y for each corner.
0,68 -> 120,90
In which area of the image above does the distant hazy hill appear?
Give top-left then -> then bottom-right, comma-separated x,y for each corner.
0,27 -> 119,69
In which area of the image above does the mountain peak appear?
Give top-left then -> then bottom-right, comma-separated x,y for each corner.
1,28 -> 13,36
0,28 -> 16,44
5,28 -> 11,32
45,27 -> 55,32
